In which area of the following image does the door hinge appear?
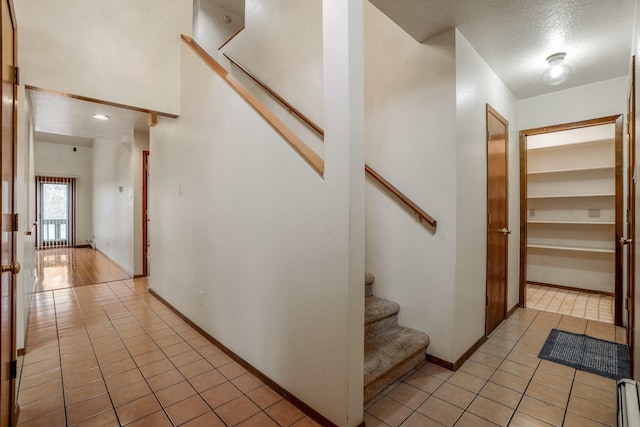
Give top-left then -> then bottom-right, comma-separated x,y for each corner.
9,359 -> 16,379
13,66 -> 19,86
11,214 -> 18,232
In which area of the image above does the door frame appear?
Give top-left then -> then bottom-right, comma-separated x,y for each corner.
626,56 -> 636,367
142,150 -> 149,276
519,115 -> 625,326
485,104 -> 510,336
1,0 -> 18,425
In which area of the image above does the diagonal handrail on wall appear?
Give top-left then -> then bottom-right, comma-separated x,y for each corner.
182,35 -> 324,176
220,44 -> 437,229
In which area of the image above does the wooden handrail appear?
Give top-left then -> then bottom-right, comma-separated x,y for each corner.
223,53 -> 325,137
181,35 -> 324,176
365,165 -> 437,228
217,40 -> 436,229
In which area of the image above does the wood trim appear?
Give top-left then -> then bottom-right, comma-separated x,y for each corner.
223,53 -> 324,137
181,35 -> 324,176
218,26 -> 245,51
527,281 -> 615,297
16,349 -> 24,357
148,289 -> 337,427
519,115 -> 623,316
24,86 -> 179,119
615,114 -> 624,326
426,354 -> 454,371
218,40 -> 438,229
453,336 -> 488,371
519,131 -> 528,307
142,151 -> 149,277
627,55 -> 636,375
364,164 -> 436,228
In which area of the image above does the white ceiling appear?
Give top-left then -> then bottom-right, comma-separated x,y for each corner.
370,0 -> 636,99
28,89 -> 149,145
29,0 -> 637,145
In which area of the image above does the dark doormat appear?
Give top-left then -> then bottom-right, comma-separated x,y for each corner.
538,329 -> 630,380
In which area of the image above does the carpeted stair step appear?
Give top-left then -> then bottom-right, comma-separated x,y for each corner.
365,297 -> 400,339
365,272 -> 374,297
364,326 -> 429,403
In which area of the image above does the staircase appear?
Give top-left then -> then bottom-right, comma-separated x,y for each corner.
364,273 -> 430,402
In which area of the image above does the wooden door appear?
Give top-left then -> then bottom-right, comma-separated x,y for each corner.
1,0 -> 17,426
626,57 -> 636,355
486,105 -> 510,335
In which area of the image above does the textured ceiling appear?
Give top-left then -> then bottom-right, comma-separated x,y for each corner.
370,0 -> 636,99
28,89 -> 149,144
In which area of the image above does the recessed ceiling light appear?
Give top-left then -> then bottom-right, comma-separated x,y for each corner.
542,52 -> 571,86
93,114 -> 109,120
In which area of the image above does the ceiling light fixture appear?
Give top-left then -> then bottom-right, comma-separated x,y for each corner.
542,52 -> 571,86
93,114 -> 110,120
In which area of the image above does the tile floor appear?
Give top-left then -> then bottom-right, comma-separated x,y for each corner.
526,284 -> 614,324
19,249 -> 626,426
17,252 -> 320,426
364,309 -> 625,426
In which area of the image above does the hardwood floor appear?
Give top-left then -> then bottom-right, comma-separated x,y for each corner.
35,248 -> 131,292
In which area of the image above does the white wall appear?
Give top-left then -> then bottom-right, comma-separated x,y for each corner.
149,33 -> 363,424
92,138 -> 134,275
364,3 -> 457,362
16,0 -> 192,115
222,0 -> 323,130
34,142 -> 93,245
193,0 -> 244,55
454,31 -> 520,359
519,77 -> 628,130
632,1 -> 640,379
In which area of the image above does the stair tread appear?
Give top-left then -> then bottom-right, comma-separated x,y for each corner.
364,326 -> 429,385
365,297 -> 400,325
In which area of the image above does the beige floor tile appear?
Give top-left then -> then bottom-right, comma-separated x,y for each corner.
165,395 -> 211,426
455,412 -> 500,426
508,412 -> 554,426
416,396 -> 463,427
404,370 -> 444,394
115,394 -> 162,426
459,360 -> 496,380
180,411 -> 226,427
126,410 -> 173,427
489,370 -> 529,393
517,396 -> 565,426
570,381 -> 617,409
366,396 -> 413,427
70,409 -> 119,427
467,395 -> 514,426
247,384 -> 284,409
264,399 -> 305,426
237,412 -> 280,427
201,381 -> 244,408
432,382 -> 475,410
155,380 -> 197,408
386,383 -> 430,410
531,369 -> 572,393
447,371 -> 486,394
498,360 -> 535,380
109,380 -> 153,408
567,395 -> 617,426
214,395 -> 261,426
524,381 -> 569,409
478,382 -> 522,409
65,393 -> 112,425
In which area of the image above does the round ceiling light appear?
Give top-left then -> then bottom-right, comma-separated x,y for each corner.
93,114 -> 110,120
542,52 -> 571,86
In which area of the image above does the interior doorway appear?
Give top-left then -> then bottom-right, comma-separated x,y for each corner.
519,115 -> 626,326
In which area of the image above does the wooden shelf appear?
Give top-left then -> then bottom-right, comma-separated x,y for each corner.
527,193 -> 615,199
527,138 -> 613,151
527,166 -> 614,175
527,220 -> 615,225
527,244 -> 615,254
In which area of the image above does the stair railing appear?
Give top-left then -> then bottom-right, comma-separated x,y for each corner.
220,48 -> 437,229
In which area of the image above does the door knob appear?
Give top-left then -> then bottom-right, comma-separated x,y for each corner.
1,261 -> 20,275
620,237 -> 633,245
500,228 -> 511,235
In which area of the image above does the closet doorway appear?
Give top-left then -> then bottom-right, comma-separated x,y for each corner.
519,115 -> 626,326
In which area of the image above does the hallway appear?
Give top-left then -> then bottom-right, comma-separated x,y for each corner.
17,250 -> 624,426
17,250 -> 320,426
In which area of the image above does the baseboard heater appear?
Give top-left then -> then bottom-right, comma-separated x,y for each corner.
618,379 -> 640,426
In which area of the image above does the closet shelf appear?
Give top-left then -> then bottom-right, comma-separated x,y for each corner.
527,220 -> 615,225
527,193 -> 615,199
527,244 -> 615,254
527,165 -> 614,175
